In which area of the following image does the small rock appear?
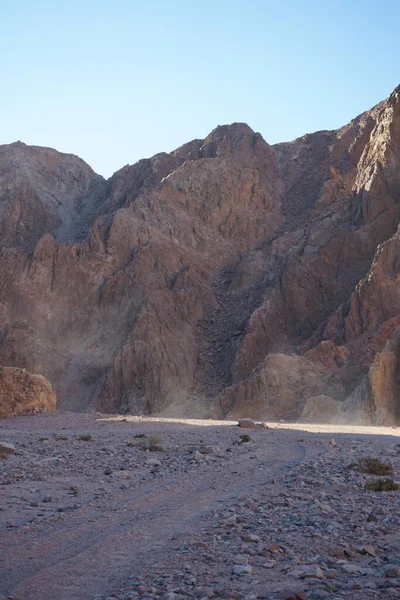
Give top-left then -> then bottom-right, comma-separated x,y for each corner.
341,564 -> 361,574
146,458 -> 161,467
385,565 -> 400,578
358,545 -> 376,556
242,533 -> 261,543
238,419 -> 256,429
232,564 -> 252,575
299,565 -> 324,579
233,555 -> 249,565
367,512 -> 379,523
325,569 -> 337,579
43,496 -> 52,503
273,590 -> 307,600
104,468 -> 113,475
317,503 -> 331,513
263,560 -> 276,568
200,445 -> 223,455
118,470 -> 131,478
0,442 -> 16,458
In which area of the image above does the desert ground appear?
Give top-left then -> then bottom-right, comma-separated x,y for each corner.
1,413 -> 400,600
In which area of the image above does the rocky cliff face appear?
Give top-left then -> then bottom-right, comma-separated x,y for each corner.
0,87 -> 399,424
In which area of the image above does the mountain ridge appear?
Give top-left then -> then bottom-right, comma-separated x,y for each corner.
0,85 -> 399,424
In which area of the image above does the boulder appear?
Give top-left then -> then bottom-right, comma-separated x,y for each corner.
0,367 -> 57,419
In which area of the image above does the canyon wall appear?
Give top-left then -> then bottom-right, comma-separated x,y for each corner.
0,87 -> 399,424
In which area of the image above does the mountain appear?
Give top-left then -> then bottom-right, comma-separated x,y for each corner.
1,86 -> 400,424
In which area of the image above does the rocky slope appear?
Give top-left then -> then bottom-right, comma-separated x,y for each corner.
0,87 -> 399,424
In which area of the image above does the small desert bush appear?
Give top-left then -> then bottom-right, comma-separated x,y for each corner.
351,457 -> 393,476
364,478 -> 399,492
131,438 -> 147,449
148,433 -> 164,451
77,434 -> 92,442
239,434 -> 252,443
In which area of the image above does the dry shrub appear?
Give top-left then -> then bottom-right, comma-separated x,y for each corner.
364,478 -> 399,492
148,433 -> 164,452
351,457 -> 393,476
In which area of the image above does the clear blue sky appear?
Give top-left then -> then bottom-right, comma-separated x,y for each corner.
1,0 -> 399,177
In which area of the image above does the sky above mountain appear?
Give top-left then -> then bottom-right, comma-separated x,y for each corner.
1,0 -> 399,177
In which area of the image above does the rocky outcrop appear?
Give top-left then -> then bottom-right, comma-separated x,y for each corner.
0,367 -> 57,418
0,142 -> 106,248
335,329 -> 400,426
0,87 -> 399,423
299,395 -> 341,424
214,354 -> 328,421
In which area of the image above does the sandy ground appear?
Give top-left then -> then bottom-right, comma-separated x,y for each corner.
1,412 -> 400,600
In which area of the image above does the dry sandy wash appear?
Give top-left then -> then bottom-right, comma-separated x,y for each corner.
1,413 -> 400,600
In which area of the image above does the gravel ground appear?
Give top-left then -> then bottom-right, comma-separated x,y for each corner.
0,412 -> 399,600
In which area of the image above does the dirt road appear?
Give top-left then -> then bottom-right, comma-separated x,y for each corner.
1,413 -> 399,600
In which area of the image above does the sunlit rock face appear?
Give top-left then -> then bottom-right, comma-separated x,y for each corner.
0,86 -> 400,424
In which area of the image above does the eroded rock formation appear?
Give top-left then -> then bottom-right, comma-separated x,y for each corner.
0,87 -> 400,424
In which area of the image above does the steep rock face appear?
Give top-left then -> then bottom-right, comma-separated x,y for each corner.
299,395 -> 342,424
0,125 -> 283,414
0,367 -> 56,418
0,87 -> 399,423
334,329 -> 400,426
214,354 -> 328,421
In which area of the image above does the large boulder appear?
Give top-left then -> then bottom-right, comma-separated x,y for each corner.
0,367 -> 57,418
